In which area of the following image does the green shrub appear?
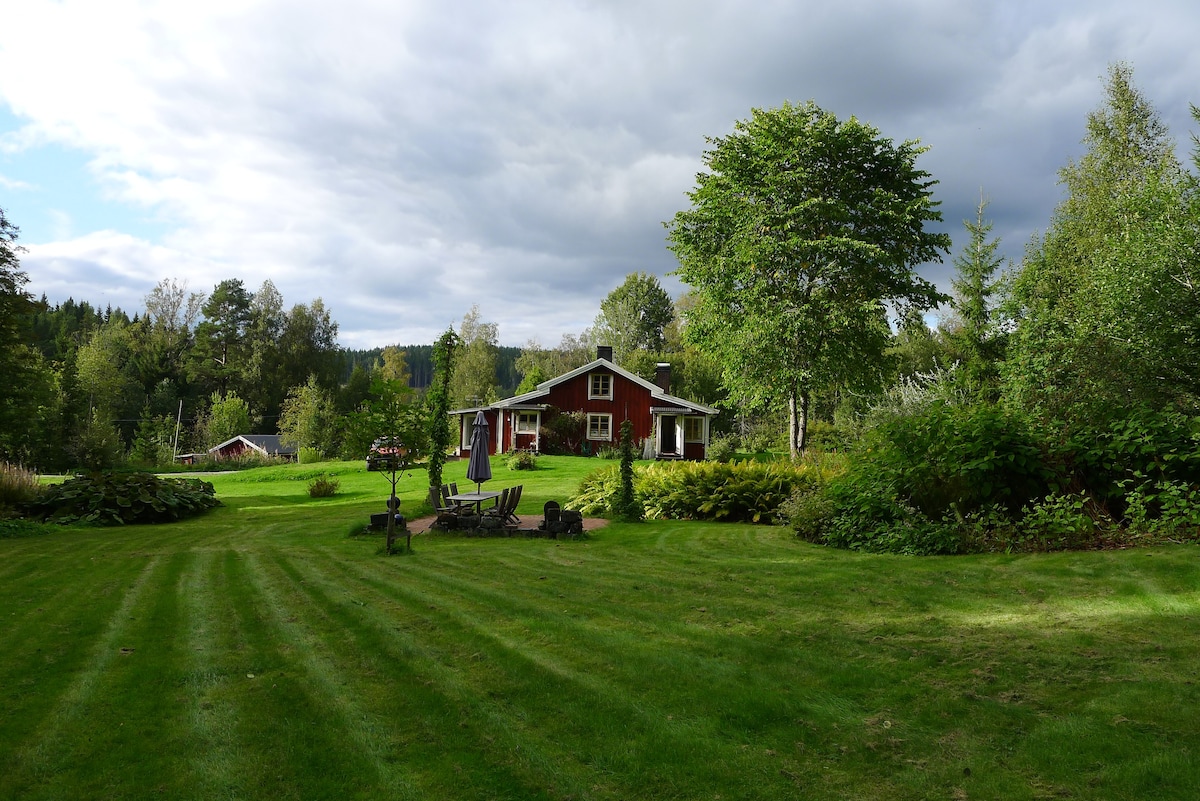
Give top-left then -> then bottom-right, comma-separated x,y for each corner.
744,429 -> 781,455
1015,493 -> 1101,551
570,464 -> 626,516
640,461 -> 811,524
778,485 -> 834,541
809,467 -> 965,555
25,472 -> 221,525
791,403 -> 1200,555
571,460 -> 815,524
0,462 -> 43,511
804,419 -> 854,452
0,518 -> 53,539
1122,480 -> 1200,537
706,433 -> 739,463
307,474 -> 340,498
540,409 -> 586,455
506,449 -> 538,471
595,445 -> 621,460
297,447 -> 325,464
1055,407 -> 1200,516
868,402 -> 1050,519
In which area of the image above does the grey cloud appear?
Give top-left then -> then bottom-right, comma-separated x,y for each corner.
6,0 -> 1200,347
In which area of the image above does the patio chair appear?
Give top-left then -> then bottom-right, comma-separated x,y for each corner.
503,484 -> 523,526
485,485 -> 521,528
428,486 -> 459,529
442,482 -> 468,513
483,488 -> 509,519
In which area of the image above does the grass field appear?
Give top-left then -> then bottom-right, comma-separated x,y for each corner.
3,456 -> 1200,800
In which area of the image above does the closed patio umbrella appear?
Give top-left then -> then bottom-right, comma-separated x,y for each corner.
466,410 -> 492,492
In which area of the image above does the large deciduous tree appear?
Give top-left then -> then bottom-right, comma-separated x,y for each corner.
593,272 -> 675,364
515,331 -> 595,393
279,298 -> 341,393
245,279 -> 286,426
277,375 -> 340,457
449,305 -> 499,408
667,101 -> 950,457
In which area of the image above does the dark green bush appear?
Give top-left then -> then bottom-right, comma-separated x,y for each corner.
869,402 -> 1050,518
506,449 -> 538,470
786,402 -> 1049,555
25,472 -> 221,525
800,466 -> 966,555
1052,407 -> 1200,515
613,419 -> 641,522
307,474 -> 340,498
540,409 -> 586,455
706,433 -> 739,463
0,518 -> 53,539
793,403 -> 1200,554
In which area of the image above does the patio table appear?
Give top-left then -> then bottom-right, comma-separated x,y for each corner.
447,490 -> 501,514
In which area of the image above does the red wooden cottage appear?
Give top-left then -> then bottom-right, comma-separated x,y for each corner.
451,347 -> 719,460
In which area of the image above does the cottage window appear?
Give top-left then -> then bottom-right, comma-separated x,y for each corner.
589,373 -> 612,400
684,416 -> 705,443
516,412 -> 538,433
587,413 -> 612,441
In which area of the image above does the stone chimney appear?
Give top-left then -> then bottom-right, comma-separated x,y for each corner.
597,345 -> 613,362
655,363 -> 671,393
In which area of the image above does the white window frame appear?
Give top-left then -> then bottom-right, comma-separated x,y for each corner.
516,412 -> 538,434
588,373 -> 612,400
587,413 -> 613,441
684,416 -> 705,443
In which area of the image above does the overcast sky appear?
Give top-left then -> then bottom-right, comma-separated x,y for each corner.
3,1 -> 1199,349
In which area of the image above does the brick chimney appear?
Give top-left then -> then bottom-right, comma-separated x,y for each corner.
655,363 -> 671,393
597,345 -> 613,362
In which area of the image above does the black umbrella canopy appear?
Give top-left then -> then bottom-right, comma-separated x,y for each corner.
466,411 -> 492,491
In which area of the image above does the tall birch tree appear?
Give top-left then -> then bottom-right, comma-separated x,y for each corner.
667,101 -> 950,456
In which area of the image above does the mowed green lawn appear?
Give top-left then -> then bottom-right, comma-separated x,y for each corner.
3,457 -> 1200,800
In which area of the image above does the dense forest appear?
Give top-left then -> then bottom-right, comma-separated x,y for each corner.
342,344 -> 523,394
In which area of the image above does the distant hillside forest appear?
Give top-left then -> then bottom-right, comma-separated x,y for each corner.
342,345 -> 523,395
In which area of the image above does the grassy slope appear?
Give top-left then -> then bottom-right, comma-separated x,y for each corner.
2,457 -> 1199,800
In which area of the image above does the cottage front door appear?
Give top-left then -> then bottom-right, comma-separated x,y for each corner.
659,415 -> 677,456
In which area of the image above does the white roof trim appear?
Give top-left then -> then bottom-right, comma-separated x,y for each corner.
209,435 -> 263,454
478,358 -> 719,416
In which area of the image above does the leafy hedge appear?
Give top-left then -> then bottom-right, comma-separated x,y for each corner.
783,403 -> 1200,555
25,472 -> 221,525
571,460 -> 816,524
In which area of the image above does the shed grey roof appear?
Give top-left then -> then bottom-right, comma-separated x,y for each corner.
209,434 -> 297,455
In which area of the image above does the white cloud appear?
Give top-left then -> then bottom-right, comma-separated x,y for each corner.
0,173 -> 35,191
3,0 -> 1199,346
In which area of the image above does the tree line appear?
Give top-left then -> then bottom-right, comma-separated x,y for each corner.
0,234 -> 719,470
